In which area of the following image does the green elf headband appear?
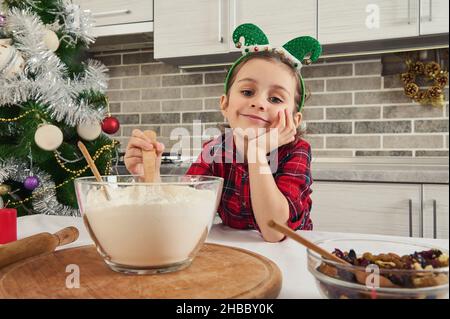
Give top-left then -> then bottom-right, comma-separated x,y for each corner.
224,23 -> 322,112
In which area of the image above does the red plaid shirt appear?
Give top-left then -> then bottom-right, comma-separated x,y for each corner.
186,133 -> 313,232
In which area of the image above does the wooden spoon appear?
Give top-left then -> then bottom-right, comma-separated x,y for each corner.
77,141 -> 111,200
142,130 -> 158,183
268,220 -> 398,288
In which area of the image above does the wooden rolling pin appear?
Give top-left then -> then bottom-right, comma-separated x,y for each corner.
142,130 -> 158,182
0,227 -> 79,269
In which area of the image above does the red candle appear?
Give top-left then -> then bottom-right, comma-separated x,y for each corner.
0,208 -> 17,244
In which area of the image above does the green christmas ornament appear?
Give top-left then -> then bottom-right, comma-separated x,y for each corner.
225,23 -> 322,112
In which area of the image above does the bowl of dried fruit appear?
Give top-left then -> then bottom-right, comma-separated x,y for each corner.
307,238 -> 449,299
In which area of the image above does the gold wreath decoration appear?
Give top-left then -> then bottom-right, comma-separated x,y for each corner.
401,59 -> 448,107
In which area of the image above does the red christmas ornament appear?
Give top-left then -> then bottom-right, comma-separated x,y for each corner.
101,116 -> 120,134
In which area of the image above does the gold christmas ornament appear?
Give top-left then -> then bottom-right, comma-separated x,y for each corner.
401,58 -> 448,107
0,184 -> 12,196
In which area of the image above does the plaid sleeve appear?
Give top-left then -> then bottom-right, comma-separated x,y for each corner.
274,141 -> 313,231
185,155 -> 213,176
185,140 -> 215,176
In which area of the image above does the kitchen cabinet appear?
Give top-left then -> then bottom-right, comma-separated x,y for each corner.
154,0 -> 316,59
423,184 -> 449,239
154,0 -> 230,59
73,0 -> 153,36
229,0 -> 316,52
311,182 -> 422,237
419,0 -> 449,35
318,0 -> 420,44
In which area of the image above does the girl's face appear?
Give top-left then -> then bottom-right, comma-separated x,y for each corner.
221,58 -> 302,132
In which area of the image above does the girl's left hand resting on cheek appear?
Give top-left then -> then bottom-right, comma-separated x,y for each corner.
235,108 -> 297,158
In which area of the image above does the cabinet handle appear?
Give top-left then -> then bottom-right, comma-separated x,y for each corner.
433,199 -> 437,239
429,0 -> 433,21
420,196 -> 424,238
408,199 -> 413,237
218,0 -> 224,43
93,9 -> 131,18
407,0 -> 411,24
232,0 -> 237,31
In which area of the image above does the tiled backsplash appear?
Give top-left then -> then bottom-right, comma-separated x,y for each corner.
91,42 -> 449,159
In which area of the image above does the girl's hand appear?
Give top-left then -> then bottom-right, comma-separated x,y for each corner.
124,129 -> 165,176
250,109 -> 297,156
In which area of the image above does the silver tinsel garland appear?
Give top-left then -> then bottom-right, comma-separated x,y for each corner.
0,157 -> 80,216
0,6 -> 108,126
59,0 -> 95,47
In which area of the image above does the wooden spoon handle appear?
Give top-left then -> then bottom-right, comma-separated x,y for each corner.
77,141 -> 111,200
142,130 -> 157,183
77,141 -> 102,182
268,220 -> 346,264
268,220 -> 398,288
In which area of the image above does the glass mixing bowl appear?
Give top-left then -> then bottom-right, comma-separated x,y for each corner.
307,238 -> 449,299
75,175 -> 223,274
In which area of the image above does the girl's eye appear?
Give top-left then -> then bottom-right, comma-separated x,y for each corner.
241,90 -> 253,96
269,96 -> 283,104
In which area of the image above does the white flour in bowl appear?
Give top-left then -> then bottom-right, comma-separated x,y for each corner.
84,185 -> 217,266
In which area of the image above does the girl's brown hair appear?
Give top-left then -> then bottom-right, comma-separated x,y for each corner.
222,50 -> 310,139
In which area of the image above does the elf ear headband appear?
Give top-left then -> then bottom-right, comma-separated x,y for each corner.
224,23 -> 322,112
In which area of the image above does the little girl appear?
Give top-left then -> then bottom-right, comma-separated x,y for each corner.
124,24 -> 322,242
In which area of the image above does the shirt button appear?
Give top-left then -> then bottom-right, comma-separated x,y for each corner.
242,201 -> 246,207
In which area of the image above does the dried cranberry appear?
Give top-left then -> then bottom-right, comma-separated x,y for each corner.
359,258 -> 371,267
431,259 -> 440,268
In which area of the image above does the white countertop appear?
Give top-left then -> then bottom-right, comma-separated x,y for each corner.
15,215 -> 449,299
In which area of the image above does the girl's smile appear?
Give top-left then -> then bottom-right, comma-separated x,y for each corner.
239,112 -> 271,124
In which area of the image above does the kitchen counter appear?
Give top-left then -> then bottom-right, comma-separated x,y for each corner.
15,215 -> 450,299
311,157 -> 449,184
114,157 -> 449,184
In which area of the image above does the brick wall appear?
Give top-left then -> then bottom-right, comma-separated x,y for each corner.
92,44 -> 449,159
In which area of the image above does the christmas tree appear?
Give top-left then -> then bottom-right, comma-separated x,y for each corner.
0,0 -> 120,217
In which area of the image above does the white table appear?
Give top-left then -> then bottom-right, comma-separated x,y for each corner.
17,215 -> 449,299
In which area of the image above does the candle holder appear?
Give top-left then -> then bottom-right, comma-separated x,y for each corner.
0,208 -> 17,244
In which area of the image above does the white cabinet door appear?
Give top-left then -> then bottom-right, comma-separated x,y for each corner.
420,0 -> 449,35
311,182 -> 422,237
318,0 -> 420,44
74,0 -> 153,27
423,184 -> 449,239
154,0 -> 229,59
229,0 -> 316,52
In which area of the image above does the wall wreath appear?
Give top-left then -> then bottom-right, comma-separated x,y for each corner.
401,59 -> 448,107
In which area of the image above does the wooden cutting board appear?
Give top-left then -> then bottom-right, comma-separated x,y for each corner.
0,243 -> 282,299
